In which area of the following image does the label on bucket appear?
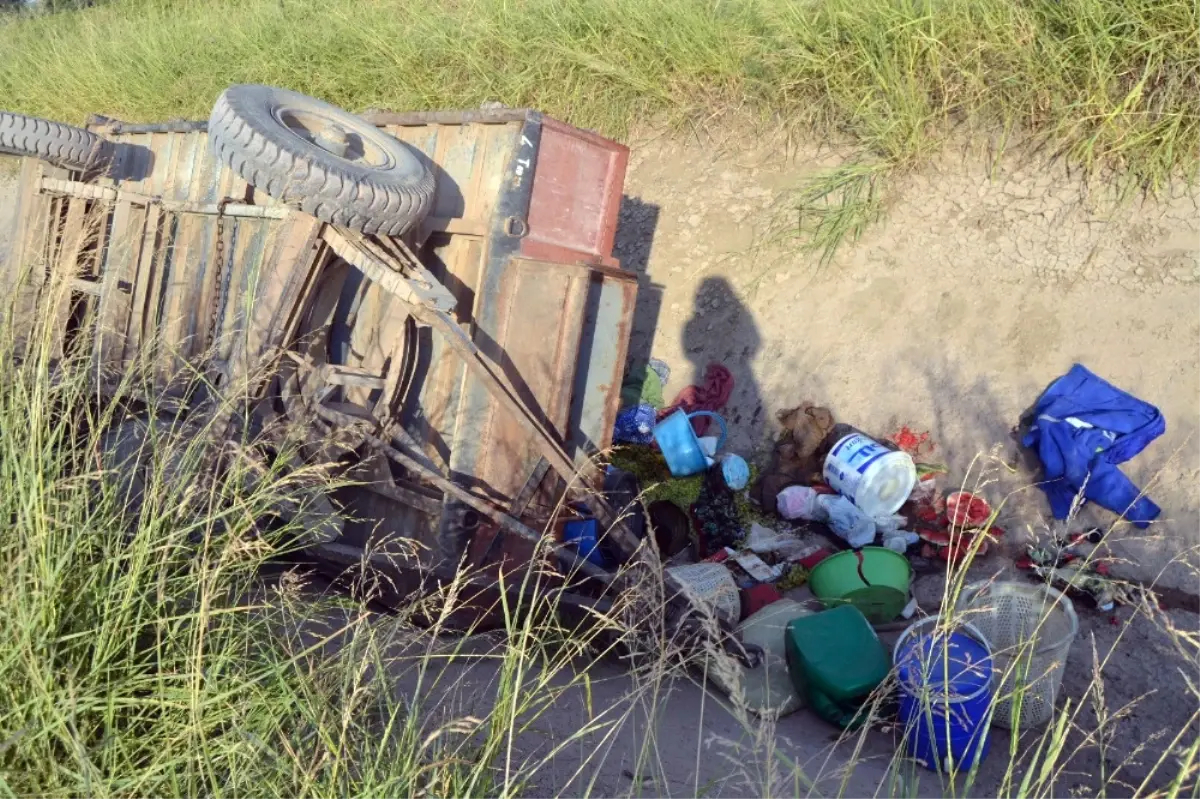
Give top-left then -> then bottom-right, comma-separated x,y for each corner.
823,434 -> 888,502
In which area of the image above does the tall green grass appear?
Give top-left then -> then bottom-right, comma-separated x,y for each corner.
0,234 -> 652,796
0,0 -> 1195,256
0,0 -> 1195,180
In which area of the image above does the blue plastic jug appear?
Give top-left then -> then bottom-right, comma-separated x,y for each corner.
653,410 -> 728,477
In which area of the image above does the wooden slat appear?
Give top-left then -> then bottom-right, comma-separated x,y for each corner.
245,214 -> 322,357
150,132 -> 175,197
191,132 -> 220,204
86,196 -> 111,281
49,198 -> 88,357
122,204 -> 162,365
5,160 -> 52,330
159,212 -> 199,382
39,177 -> 287,217
191,210 -> 226,358
212,216 -> 276,383
40,177 -> 117,201
70,278 -> 103,296
322,227 -> 457,312
43,196 -> 64,280
213,217 -> 255,362
220,213 -> 323,389
94,200 -> 146,369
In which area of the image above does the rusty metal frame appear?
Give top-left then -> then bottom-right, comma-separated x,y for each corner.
8,108 -> 641,577
286,225 -> 639,569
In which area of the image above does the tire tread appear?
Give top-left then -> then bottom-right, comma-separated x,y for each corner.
207,86 -> 434,235
0,111 -> 112,170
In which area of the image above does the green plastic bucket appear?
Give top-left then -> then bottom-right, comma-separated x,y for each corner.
809,547 -> 912,624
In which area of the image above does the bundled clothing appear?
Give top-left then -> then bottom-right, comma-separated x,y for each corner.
659,363 -> 734,436
1022,364 -> 1164,528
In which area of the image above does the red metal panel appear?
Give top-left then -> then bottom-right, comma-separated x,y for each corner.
522,117 -> 628,267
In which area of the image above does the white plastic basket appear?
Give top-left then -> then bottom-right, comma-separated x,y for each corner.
953,582 -> 1078,729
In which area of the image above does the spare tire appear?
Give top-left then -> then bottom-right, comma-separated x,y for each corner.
208,85 -> 435,237
0,111 -> 114,171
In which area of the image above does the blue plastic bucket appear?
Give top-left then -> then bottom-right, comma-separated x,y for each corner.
652,410 -> 728,477
894,618 -> 996,773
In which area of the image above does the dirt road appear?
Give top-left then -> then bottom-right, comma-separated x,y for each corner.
600,134 -> 1198,794
616,131 -> 1199,594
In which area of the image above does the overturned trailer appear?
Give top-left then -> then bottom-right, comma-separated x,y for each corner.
1,88 -> 761,665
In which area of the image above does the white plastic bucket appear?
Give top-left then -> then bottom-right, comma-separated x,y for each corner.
823,433 -> 916,517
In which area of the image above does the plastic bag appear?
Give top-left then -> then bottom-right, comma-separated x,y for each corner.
719,453 -> 750,490
873,514 -> 908,534
746,522 -> 813,560
776,485 -> 821,520
882,531 -> 919,552
817,494 -> 875,548
613,403 -> 656,444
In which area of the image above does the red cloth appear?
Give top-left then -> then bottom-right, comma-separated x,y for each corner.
659,363 -> 734,436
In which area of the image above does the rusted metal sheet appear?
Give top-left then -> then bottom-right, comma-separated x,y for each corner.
467,256 -> 591,500
568,264 -> 638,460
363,111 -> 634,557
523,117 -> 627,268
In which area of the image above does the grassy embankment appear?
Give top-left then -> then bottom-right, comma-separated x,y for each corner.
0,0 -> 1196,256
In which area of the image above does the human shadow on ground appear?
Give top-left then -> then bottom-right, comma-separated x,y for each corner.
677,276 -> 765,457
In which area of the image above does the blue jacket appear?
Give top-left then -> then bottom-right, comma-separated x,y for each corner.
1022,364 -> 1164,528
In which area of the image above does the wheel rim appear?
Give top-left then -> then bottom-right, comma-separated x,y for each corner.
272,105 -> 395,168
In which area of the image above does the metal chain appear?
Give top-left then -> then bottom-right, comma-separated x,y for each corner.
204,199 -> 229,354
